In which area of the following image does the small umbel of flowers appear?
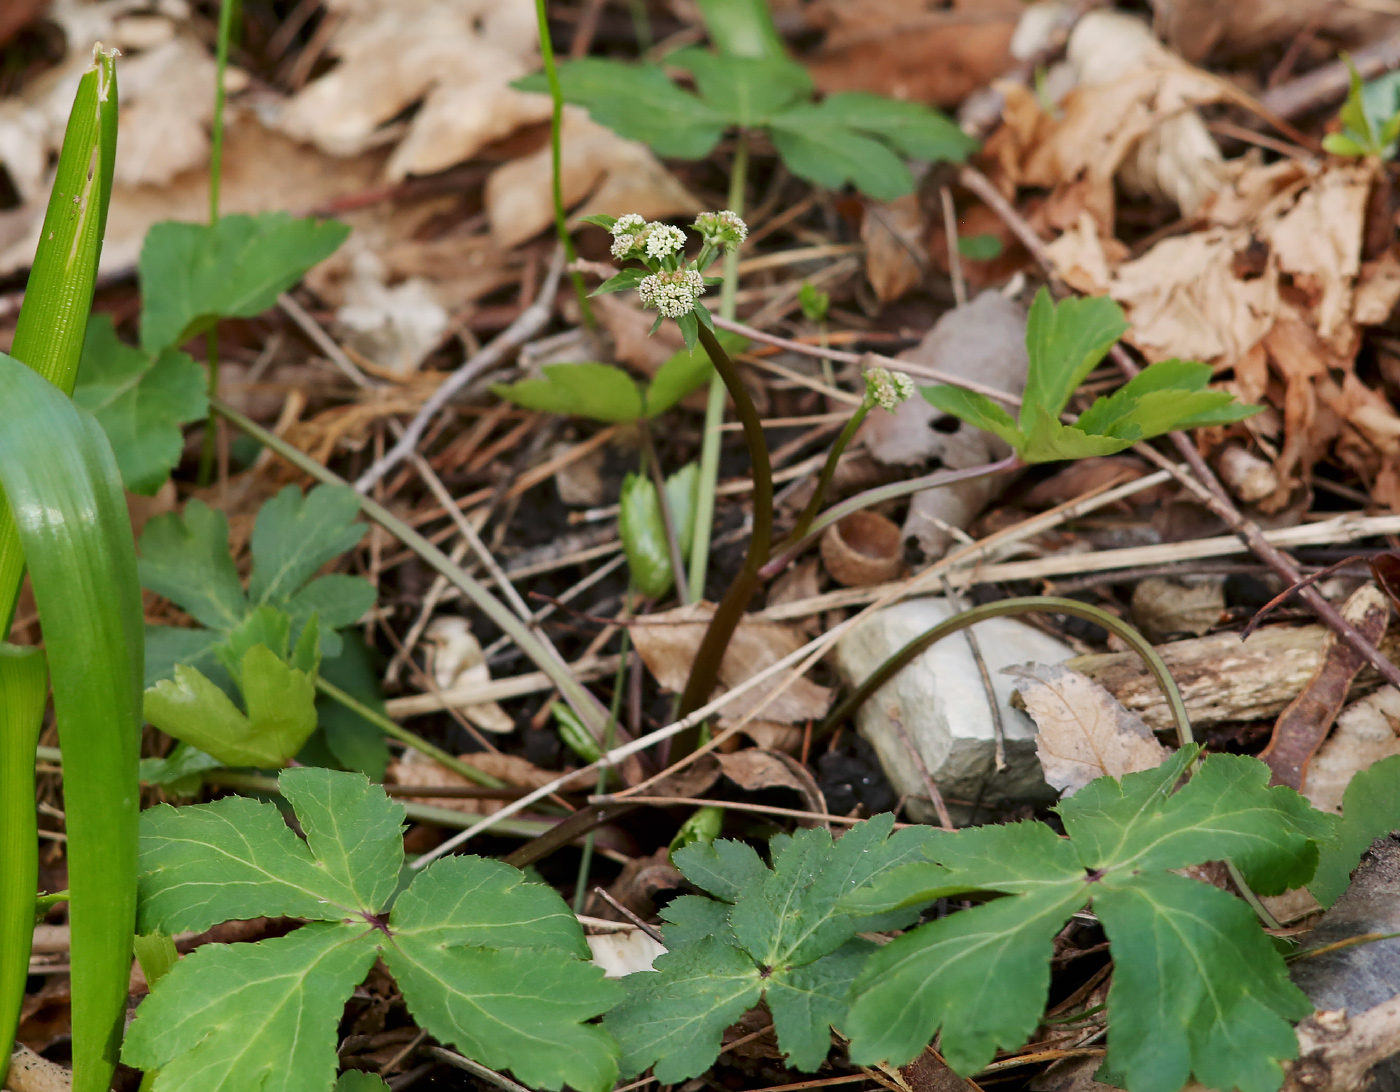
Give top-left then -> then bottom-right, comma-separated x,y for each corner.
581,210 -> 748,347
864,366 -> 916,413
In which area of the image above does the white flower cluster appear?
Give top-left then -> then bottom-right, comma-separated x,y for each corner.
694,210 -> 748,249
865,367 -> 916,412
609,216 -> 688,263
645,224 -> 686,261
638,268 -> 705,318
609,213 -> 647,260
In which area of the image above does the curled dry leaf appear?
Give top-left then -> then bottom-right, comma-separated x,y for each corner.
423,616 -> 515,733
485,111 -> 700,250
1261,584 -> 1391,791
820,509 -> 904,587
1009,663 -> 1168,797
716,749 -> 828,821
630,603 -> 831,724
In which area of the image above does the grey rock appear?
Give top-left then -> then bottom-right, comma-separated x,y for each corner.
833,597 -> 1074,820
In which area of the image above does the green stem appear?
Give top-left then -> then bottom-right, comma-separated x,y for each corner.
211,398 -> 614,740
778,398 -> 872,551
819,596 -> 1193,749
535,0 -> 593,330
0,646 -> 47,1088
759,454 -> 1019,579
688,132 -> 749,600
674,325 -> 773,749
573,628 -> 628,913
197,0 -> 238,487
314,677 -> 507,789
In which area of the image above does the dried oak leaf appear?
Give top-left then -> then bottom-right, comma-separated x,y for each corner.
716,748 -> 828,819
1009,663 -> 1167,798
630,603 -> 831,723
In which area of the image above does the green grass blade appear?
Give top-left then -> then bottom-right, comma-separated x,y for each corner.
0,354 -> 144,1092
0,46 -> 117,635
0,644 -> 48,1087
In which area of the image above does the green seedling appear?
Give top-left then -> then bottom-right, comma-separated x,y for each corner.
621,463 -> 699,598
666,803 -> 723,856
519,53 -> 975,202
1322,54 -> 1400,158
956,233 -> 1003,261
124,768 -> 621,1092
798,281 -> 829,324
841,746 -> 1333,1092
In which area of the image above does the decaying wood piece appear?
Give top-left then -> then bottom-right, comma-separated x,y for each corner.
1070,625 -> 1400,732
1261,586 -> 1391,790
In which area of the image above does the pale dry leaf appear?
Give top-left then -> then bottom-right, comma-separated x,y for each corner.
716,748 -> 827,818
423,616 -> 514,733
630,602 -> 831,723
587,928 -> 667,979
594,294 -> 685,376
275,0 -> 549,180
387,747 -> 594,815
862,194 -> 923,304
1009,662 -> 1167,797
4,1045 -> 70,1092
731,720 -> 805,754
335,249 -> 449,375
1304,686 -> 1400,815
112,33 -> 215,186
1355,253 -> 1400,327
1150,0 -> 1400,62
1130,576 -> 1225,642
485,110 -> 700,250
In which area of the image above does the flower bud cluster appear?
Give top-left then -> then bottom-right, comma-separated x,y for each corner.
608,210 -> 748,320
864,367 -> 916,412
638,268 -> 706,318
693,210 -> 748,249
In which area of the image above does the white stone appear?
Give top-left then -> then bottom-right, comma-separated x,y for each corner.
833,597 -> 1076,818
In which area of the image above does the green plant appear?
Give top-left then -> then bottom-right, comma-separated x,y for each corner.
137,484 -> 380,771
519,53 -> 975,203
620,463 -> 699,598
608,815 -> 928,1080
123,767 -> 621,1092
1308,752 -> 1400,904
1322,55 -> 1400,158
922,289 -> 1259,463
0,48 -> 146,1092
842,746 -> 1332,1092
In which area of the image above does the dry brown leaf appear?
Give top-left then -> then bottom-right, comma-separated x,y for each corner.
1261,584 -> 1390,791
1305,686 -> 1400,814
1150,0 -> 1399,62
1355,252 -> 1400,327
805,0 -> 1021,106
387,747 -> 593,816
275,0 -> 550,181
485,111 -> 700,250
862,194 -> 923,304
113,33 -> 218,187
593,294 -> 686,375
1009,663 -> 1167,797
630,602 -> 831,723
716,749 -> 827,819
1130,576 -> 1225,642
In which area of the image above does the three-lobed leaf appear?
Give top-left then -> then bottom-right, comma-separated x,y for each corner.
127,768 -> 620,1092
139,213 -> 350,354
71,315 -> 208,495
843,746 -> 1333,1092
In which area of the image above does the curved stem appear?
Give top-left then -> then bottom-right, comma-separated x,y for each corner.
760,454 -> 1020,579
211,398 -> 614,740
819,596 -> 1193,749
674,324 -> 774,747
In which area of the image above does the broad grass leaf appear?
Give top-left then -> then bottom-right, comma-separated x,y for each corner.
768,107 -> 914,201
122,923 -> 379,1092
1095,873 -> 1311,1092
139,213 -> 349,353
1309,754 -> 1400,905
492,362 -> 645,422
72,315 -> 207,495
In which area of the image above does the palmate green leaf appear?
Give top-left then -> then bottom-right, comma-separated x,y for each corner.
1096,873 -> 1311,1092
335,1074 -> 390,1092
517,60 -> 727,159
844,748 -> 1333,1090
768,106 -> 914,202
123,923 -> 380,1092
666,49 -> 811,127
0,353 -> 144,1092
71,315 -> 207,495
1021,288 -> 1129,427
813,92 -> 977,162
645,332 -> 746,416
921,386 -> 1022,450
1309,754 -> 1400,905
311,631 -> 391,780
492,362 -> 645,422
139,500 -> 247,631
1019,406 -> 1139,463
610,817 -> 927,1079
139,213 -> 350,354
127,768 -> 620,1092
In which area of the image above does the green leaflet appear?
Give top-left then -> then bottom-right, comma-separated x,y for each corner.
0,354 -> 144,1092
519,55 -> 970,201
1321,56 -> 1400,158
619,464 -> 699,598
1309,754 -> 1400,906
139,212 -> 350,354
842,747 -> 1334,1092
71,314 -> 207,495
607,816 -> 932,1079
335,1074 -> 390,1092
921,289 -> 1260,463
126,768 -> 620,1092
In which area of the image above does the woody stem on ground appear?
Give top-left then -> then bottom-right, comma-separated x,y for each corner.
957,162 -> 1400,691
535,0 -> 594,330
673,322 -> 773,753
689,132 -> 749,600
196,0 -> 237,487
